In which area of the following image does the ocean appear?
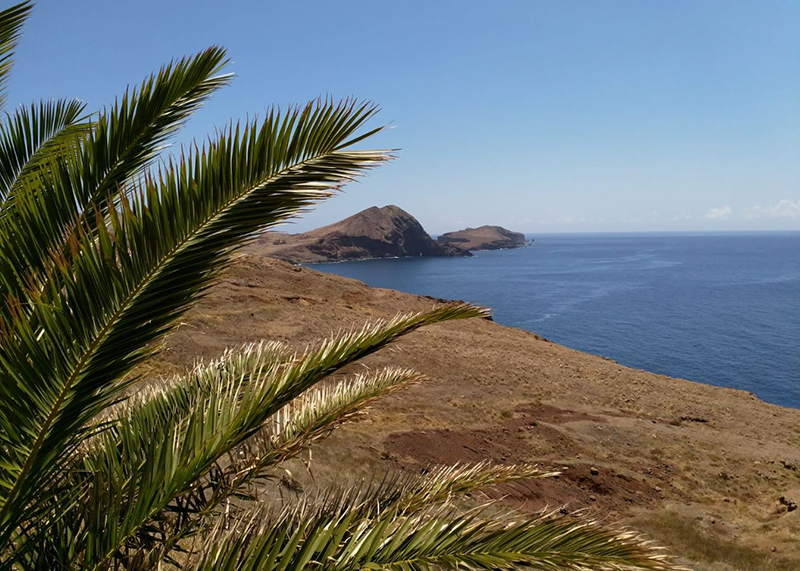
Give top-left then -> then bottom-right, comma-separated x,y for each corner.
308,232 -> 800,409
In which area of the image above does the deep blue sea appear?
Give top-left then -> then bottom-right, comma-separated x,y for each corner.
309,232 -> 800,409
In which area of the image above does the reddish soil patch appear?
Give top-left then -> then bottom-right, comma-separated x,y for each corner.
383,404 -> 659,516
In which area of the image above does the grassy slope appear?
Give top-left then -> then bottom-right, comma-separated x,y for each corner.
144,254 -> 800,571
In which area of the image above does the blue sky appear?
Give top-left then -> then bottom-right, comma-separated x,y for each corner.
9,0 -> 799,233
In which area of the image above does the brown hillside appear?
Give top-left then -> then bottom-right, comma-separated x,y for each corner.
147,254 -> 800,571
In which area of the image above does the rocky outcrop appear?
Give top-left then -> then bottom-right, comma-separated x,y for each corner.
251,205 -> 470,263
436,225 -> 528,251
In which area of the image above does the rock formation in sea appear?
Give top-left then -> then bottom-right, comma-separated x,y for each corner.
436,225 -> 528,251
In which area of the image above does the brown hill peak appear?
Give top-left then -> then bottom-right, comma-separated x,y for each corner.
251,205 -> 470,263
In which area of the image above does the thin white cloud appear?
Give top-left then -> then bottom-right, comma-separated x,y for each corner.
744,199 -> 799,220
705,205 -> 732,220
672,211 -> 693,221
554,216 -> 587,223
767,199 -> 799,218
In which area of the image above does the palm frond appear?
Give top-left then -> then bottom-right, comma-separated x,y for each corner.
9,460 -> 558,571
3,342 -> 292,571
362,462 -> 559,517
231,367 -> 424,487
98,340 -> 294,438
131,367 -> 424,569
70,307 -> 481,569
0,98 -> 88,202
0,97 -> 396,552
193,493 -> 682,571
0,46 -> 230,304
0,1 -> 31,110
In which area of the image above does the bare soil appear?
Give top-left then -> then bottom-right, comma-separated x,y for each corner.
146,254 -> 800,571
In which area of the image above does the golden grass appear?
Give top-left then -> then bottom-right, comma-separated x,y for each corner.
631,510 -> 797,571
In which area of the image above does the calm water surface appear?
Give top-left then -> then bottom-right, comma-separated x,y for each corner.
309,232 -> 800,409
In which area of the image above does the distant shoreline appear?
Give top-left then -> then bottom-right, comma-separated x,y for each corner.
519,229 -> 800,237
302,241 -> 534,266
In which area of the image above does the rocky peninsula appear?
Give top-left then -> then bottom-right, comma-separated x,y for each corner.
250,205 -> 468,263
251,206 -> 529,263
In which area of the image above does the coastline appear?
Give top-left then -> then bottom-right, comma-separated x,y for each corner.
308,250 -> 797,410
299,242 -> 535,265
300,233 -> 799,410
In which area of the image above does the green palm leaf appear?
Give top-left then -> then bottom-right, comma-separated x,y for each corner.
0,46 -> 230,306
117,368 -> 424,569
143,460 -> 556,570
0,1 -> 31,111
351,462 -> 560,518
0,98 -> 88,202
0,98 -> 392,554
74,306 -> 482,569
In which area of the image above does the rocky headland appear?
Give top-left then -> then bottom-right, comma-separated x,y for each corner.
437,225 -> 529,251
250,205 -> 469,264
251,206 -> 531,263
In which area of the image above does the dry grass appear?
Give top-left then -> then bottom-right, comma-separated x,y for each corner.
631,510 -> 797,571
